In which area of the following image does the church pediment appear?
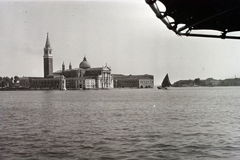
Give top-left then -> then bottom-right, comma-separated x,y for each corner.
102,66 -> 111,71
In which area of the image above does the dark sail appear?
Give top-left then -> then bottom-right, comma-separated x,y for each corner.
161,74 -> 171,88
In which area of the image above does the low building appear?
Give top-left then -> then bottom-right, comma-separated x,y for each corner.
19,77 -> 44,89
172,80 -> 194,87
29,76 -> 65,90
19,77 -> 31,88
173,77 -> 237,87
221,78 -> 240,86
205,78 -> 220,86
113,74 -> 154,88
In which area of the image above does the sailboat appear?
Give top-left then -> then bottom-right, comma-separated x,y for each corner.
157,74 -> 171,89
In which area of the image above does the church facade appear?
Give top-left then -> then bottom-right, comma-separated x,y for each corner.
54,57 -> 113,89
20,33 -> 113,90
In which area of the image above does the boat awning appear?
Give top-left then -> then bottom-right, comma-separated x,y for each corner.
146,0 -> 240,39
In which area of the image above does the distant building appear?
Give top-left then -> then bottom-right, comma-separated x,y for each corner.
173,77 -> 240,87
54,62 -> 113,89
31,76 -> 66,90
172,80 -> 194,87
19,33 -> 113,90
221,78 -> 240,86
19,33 -> 155,90
112,74 -> 154,88
205,78 -> 220,86
19,77 -> 42,88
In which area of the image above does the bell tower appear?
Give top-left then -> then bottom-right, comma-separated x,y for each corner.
43,33 -> 53,78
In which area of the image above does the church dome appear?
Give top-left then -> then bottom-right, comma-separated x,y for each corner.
79,56 -> 91,69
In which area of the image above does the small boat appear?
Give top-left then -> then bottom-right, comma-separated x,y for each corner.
157,74 -> 171,89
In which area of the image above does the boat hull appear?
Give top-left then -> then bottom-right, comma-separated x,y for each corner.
157,86 -> 167,89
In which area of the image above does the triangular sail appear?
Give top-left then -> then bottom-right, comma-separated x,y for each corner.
161,74 -> 171,88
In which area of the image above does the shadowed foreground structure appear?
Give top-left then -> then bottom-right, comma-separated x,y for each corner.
146,0 -> 240,40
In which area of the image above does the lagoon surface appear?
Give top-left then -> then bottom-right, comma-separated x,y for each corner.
0,87 -> 240,159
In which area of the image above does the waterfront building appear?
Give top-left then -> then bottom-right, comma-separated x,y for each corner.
31,76 -> 66,90
221,78 -> 240,86
172,80 -> 194,87
53,57 -> 113,89
19,77 -> 32,88
205,78 -> 220,86
112,74 -> 154,88
172,78 -> 238,87
19,33 -> 113,90
19,77 -> 43,88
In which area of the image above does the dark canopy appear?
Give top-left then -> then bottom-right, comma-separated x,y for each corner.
146,0 -> 240,39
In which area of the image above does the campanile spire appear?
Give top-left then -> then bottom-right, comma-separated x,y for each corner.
45,32 -> 51,48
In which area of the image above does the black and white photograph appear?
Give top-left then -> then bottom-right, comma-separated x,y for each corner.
0,0 -> 240,159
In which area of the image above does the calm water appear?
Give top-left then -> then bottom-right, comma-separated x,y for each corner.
0,87 -> 240,160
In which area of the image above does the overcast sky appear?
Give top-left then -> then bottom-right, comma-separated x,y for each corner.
1,0 -> 240,84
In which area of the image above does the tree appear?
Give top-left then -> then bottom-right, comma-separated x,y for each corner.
194,78 -> 200,86
14,76 -> 19,83
2,77 -> 11,87
0,77 -> 3,87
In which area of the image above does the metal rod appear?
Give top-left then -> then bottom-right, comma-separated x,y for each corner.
179,33 -> 240,40
147,1 -> 173,29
